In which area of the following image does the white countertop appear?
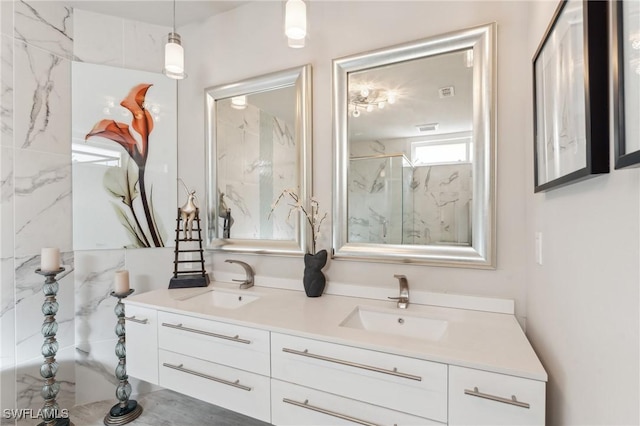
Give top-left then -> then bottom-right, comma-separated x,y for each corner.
126,282 -> 547,381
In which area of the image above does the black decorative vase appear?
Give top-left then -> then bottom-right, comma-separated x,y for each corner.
303,249 -> 328,297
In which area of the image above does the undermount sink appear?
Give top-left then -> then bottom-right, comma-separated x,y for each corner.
180,289 -> 260,309
340,306 -> 448,341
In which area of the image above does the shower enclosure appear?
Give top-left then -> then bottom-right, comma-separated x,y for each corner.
348,154 -> 472,246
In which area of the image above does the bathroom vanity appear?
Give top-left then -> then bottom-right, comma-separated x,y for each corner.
125,283 -> 546,425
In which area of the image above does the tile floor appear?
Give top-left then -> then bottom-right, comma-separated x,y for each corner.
17,390 -> 270,426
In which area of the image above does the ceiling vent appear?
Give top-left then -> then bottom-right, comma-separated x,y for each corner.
416,123 -> 439,132
438,86 -> 455,98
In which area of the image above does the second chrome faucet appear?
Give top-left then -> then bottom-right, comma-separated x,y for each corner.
225,259 -> 254,289
388,274 -> 409,308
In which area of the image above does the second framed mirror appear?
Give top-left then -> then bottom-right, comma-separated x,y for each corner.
206,65 -> 312,255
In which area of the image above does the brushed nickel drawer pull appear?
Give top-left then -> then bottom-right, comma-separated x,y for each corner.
161,322 -> 251,344
124,316 -> 148,324
282,348 -> 422,381
464,387 -> 530,409
283,398 -> 380,426
162,362 -> 252,391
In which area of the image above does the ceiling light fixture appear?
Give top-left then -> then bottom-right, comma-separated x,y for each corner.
231,96 -> 248,110
349,87 -> 397,118
285,0 -> 307,48
163,0 -> 186,79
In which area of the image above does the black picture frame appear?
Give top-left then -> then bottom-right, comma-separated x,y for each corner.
533,0 -> 609,192
614,0 -> 640,169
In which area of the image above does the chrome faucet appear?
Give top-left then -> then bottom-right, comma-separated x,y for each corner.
388,274 -> 409,309
225,259 -> 254,289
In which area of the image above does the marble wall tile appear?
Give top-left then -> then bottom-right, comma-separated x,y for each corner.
1,257 -> 16,360
75,339 -> 157,407
0,364 -> 16,426
122,19 -> 168,73
14,0 -> 73,60
1,35 -> 13,146
124,247 -> 175,293
1,1 -> 13,38
14,253 -> 74,362
13,150 -> 71,257
75,250 -> 125,345
16,345 -> 75,412
72,9 -> 122,67
1,147 -> 14,257
13,40 -> 70,154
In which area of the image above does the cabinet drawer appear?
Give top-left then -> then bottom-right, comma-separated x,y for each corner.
124,304 -> 158,385
159,349 -> 270,422
272,379 -> 443,426
158,311 -> 270,375
448,366 -> 545,425
271,333 -> 447,423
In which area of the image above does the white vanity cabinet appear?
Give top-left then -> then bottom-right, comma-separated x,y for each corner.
448,366 -> 545,425
124,305 -> 158,385
125,287 -> 546,426
271,333 -> 447,424
155,311 -> 271,422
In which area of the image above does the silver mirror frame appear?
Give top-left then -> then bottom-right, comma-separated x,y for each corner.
332,24 -> 496,268
205,64 -> 313,255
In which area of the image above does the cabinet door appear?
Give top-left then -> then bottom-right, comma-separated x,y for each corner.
158,311 -> 270,375
124,304 -> 158,385
449,366 -> 545,425
272,379 -> 444,426
159,350 -> 271,423
271,333 -> 447,423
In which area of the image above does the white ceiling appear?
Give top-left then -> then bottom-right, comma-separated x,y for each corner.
66,0 -> 249,27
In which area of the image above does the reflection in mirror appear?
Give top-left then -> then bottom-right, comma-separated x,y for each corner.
333,24 -> 496,268
206,65 -> 312,255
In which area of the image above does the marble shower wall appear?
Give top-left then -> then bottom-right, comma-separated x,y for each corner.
72,8 -> 172,406
0,3 -> 174,420
216,102 -> 297,240
1,0 -> 75,421
349,139 -> 472,245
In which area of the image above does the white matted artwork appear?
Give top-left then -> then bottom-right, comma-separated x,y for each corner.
72,62 -> 177,249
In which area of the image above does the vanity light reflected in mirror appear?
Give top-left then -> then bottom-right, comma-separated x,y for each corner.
333,24 -> 496,268
205,65 -> 312,255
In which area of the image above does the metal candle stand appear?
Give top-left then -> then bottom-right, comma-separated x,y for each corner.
104,289 -> 143,425
35,267 -> 71,426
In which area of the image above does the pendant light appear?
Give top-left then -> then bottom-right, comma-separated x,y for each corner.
163,0 -> 186,79
285,0 -> 307,48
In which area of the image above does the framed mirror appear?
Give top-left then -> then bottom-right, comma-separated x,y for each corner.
205,65 -> 312,255
332,24 -> 496,268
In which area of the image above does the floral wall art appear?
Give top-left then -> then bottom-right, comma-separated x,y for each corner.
72,62 -> 177,249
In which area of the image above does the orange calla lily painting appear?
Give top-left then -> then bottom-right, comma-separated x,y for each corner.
72,63 -> 177,249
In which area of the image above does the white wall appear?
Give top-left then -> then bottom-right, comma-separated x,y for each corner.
525,1 -> 640,425
179,1 -> 532,323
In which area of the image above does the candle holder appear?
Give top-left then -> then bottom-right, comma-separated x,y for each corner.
104,289 -> 142,425
35,267 -> 72,426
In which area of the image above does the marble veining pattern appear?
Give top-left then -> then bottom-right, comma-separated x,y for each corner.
74,250 -> 125,344
1,35 -> 14,145
14,150 -> 72,256
122,19 -> 169,73
349,137 -> 472,245
14,0 -> 74,60
72,9 -> 122,67
14,40 -> 71,153
14,253 -> 74,361
16,346 -> 75,412
217,103 -> 296,240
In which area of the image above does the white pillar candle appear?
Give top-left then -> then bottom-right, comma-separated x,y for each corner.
114,270 -> 130,294
41,247 -> 60,272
